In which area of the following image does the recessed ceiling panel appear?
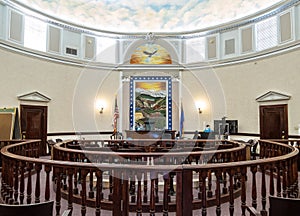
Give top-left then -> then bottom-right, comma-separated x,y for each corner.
16,0 -> 282,33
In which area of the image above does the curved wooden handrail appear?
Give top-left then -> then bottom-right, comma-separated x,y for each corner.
0,139 -> 298,216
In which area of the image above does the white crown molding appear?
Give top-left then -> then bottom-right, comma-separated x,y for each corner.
256,91 -> 291,102
18,91 -> 51,103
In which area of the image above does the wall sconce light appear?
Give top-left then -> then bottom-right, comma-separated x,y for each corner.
198,107 -> 202,114
195,101 -> 205,114
95,99 -> 105,114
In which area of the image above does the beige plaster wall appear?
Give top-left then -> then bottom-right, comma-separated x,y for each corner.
1,46 -> 300,135
215,48 -> 300,135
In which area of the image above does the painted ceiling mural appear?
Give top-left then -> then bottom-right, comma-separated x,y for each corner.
130,44 -> 172,64
16,0 -> 282,33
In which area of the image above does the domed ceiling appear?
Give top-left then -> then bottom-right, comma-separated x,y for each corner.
17,0 -> 283,33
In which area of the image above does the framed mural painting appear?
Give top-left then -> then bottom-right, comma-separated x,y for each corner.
130,76 -> 172,131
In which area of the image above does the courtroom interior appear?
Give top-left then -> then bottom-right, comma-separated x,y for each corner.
1,0 -> 300,215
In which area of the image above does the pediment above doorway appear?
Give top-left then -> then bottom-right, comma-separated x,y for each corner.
256,91 -> 291,102
17,91 -> 51,103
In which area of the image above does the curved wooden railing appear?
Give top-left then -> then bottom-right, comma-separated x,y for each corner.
0,139 -> 298,216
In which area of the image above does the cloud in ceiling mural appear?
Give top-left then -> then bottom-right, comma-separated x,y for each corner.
17,0 -> 282,33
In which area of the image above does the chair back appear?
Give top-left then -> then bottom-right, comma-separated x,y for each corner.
0,201 -> 54,216
269,195 -> 300,216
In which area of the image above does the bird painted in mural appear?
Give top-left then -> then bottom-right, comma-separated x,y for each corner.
143,49 -> 157,57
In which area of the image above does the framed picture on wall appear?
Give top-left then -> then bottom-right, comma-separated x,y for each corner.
130,76 -> 172,130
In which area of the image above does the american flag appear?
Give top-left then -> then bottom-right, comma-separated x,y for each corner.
113,96 -> 119,132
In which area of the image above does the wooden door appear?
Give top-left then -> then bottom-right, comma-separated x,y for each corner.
20,105 -> 47,155
259,104 -> 288,139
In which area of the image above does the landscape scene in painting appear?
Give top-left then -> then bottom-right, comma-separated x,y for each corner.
134,81 -> 167,130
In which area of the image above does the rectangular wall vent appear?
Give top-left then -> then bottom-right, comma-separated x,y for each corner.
66,47 -> 77,56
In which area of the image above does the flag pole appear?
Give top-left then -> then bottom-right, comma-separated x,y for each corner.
113,95 -> 119,136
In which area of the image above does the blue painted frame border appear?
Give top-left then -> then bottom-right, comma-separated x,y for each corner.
130,76 -> 172,130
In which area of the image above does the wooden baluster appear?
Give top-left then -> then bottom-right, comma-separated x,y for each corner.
122,171 -> 129,216
136,172 -> 142,216
201,170 -> 207,216
222,171 -> 228,194
19,161 -> 25,204
130,176 -> 136,203
2,158 -> 9,202
163,173 -> 170,216
13,161 -> 19,204
73,168 -> 79,195
269,164 -> 275,196
81,169 -> 88,216
291,157 -> 297,196
8,160 -> 14,203
250,165 -> 257,209
62,168 -> 67,191
0,158 -> 6,198
89,169 -> 94,199
169,172 -> 175,196
260,165 -> 267,216
143,172 -> 148,203
34,163 -> 42,203
215,170 -> 221,216
276,162 -> 282,197
155,175 -> 159,203
287,159 -> 293,197
207,170 -> 212,198
150,177 -> 156,216
44,165 -> 51,201
26,163 -> 33,204
109,171 -> 113,201
112,170 -> 122,216
176,169 -> 192,216
291,158 -> 297,197
282,160 -> 287,198
228,169 -> 234,216
233,172 -> 238,190
95,170 -> 103,216
67,168 -> 74,214
198,171 -> 202,199
240,167 -> 247,216
55,167 -> 62,216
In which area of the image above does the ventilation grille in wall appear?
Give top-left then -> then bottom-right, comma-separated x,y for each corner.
66,47 -> 78,56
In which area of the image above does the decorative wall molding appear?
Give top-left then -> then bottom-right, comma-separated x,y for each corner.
256,91 -> 291,102
18,91 -> 51,102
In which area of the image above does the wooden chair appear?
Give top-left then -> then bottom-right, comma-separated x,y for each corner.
269,195 -> 300,216
0,201 -> 54,216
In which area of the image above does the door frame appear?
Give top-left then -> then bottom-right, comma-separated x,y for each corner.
20,104 -> 48,155
259,104 -> 288,139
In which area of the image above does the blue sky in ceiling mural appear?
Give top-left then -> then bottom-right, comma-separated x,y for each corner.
18,0 -> 282,32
